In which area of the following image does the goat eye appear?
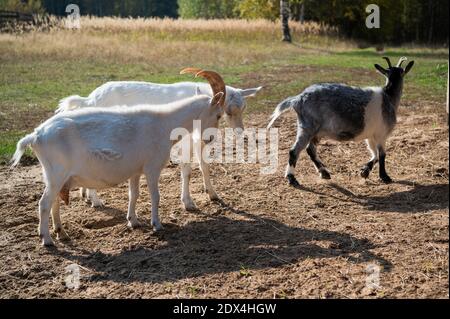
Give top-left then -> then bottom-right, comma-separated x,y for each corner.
217,115 -> 222,120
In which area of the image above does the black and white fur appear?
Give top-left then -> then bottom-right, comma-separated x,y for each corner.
268,57 -> 415,187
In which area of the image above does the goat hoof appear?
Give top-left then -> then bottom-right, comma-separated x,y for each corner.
183,200 -> 197,211
127,220 -> 143,229
209,192 -> 220,201
184,204 -> 197,211
91,200 -> 104,208
381,175 -> 393,184
89,198 -> 105,208
287,174 -> 300,188
320,170 -> 331,180
40,235 -> 55,247
56,230 -> 70,241
360,167 -> 370,179
152,222 -> 164,232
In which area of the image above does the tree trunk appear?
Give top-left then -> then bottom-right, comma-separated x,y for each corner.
428,0 -> 434,44
280,0 -> 292,42
300,2 -> 305,24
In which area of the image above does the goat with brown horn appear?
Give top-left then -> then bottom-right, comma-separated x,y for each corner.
55,65 -> 261,212
11,67 -> 230,246
180,68 -> 226,108
175,68 -> 227,211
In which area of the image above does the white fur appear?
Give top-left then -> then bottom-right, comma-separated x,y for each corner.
12,95 -> 224,246
355,87 -> 393,163
56,81 -> 262,209
56,81 -> 262,129
355,88 -> 387,141
285,165 -> 295,177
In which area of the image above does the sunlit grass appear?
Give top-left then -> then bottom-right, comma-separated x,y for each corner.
0,17 -> 448,161
0,131 -> 28,164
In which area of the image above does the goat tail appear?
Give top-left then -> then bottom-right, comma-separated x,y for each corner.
11,133 -> 36,168
56,95 -> 90,113
267,97 -> 295,128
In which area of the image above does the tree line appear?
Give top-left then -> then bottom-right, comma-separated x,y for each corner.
1,0 -> 448,45
178,0 -> 449,45
0,0 -> 179,18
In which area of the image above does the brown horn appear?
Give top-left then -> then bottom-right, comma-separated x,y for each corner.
382,57 -> 392,68
397,56 -> 408,67
180,67 -> 203,75
195,70 -> 226,108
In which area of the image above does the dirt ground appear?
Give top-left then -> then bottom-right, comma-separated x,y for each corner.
0,104 -> 448,299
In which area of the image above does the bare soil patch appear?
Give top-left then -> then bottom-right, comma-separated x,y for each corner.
0,105 -> 448,299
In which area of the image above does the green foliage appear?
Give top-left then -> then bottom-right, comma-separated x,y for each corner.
237,0 -> 303,21
178,0 -> 238,19
176,0 -> 448,44
0,0 -> 44,13
303,0 -> 449,44
303,0 -> 400,43
41,0 -> 178,18
237,0 -> 279,20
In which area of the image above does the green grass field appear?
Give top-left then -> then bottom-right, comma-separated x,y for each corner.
0,18 -> 448,163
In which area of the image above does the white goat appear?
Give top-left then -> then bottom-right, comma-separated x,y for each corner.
56,79 -> 262,209
11,69 -> 226,246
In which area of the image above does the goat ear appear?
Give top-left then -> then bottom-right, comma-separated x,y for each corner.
374,64 -> 388,76
404,61 -> 415,75
240,86 -> 263,98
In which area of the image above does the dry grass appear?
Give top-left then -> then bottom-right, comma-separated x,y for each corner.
0,14 -> 60,34
0,30 -> 273,67
79,16 -> 336,35
0,16 -> 344,67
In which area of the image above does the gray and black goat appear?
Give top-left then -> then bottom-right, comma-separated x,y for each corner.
268,56 -> 414,187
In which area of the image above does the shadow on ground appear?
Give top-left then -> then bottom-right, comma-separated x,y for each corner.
54,209 -> 391,285
329,181 -> 449,213
294,181 -> 448,214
